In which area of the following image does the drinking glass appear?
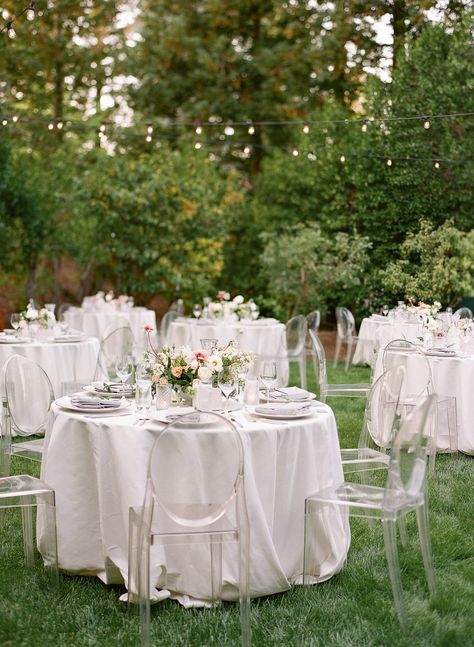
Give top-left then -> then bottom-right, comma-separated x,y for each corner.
135,362 -> 153,410
115,355 -> 134,393
28,321 -> 39,340
382,304 -> 389,317
218,371 -> 236,414
260,361 -> 277,402
45,303 -> 56,315
193,304 -> 202,319
10,313 -> 21,338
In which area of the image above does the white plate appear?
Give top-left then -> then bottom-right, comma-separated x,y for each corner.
56,395 -> 131,414
84,384 -> 135,399
250,405 -> 314,420
49,336 -> 84,343
423,349 -> 457,358
0,336 -> 27,344
147,408 -> 222,428
260,390 -> 316,403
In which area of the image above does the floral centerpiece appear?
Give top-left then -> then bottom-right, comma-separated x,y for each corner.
406,299 -> 442,320
144,326 -> 253,398
205,291 -> 259,321
19,304 -> 55,329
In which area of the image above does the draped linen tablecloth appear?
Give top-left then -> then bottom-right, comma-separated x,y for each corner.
373,348 -> 474,454
0,337 -> 99,398
65,307 -> 156,349
167,318 -> 289,386
353,316 -> 423,366
38,403 -> 349,605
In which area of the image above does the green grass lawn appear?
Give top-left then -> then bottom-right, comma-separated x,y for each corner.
1,363 -> 473,646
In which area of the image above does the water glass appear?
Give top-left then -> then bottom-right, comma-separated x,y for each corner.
260,361 -> 277,401
382,304 -> 389,317
115,355 -> 133,392
10,313 -> 21,337
193,304 -> 202,319
200,338 -> 218,351
218,371 -> 237,413
155,384 -> 173,410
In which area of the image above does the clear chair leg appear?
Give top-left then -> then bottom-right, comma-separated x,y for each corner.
382,518 -> 407,626
415,503 -> 436,595
21,502 -> 35,568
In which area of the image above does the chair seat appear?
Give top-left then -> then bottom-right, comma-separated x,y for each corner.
11,438 -> 44,460
0,474 -> 53,501
340,447 -> 390,471
309,482 -> 423,517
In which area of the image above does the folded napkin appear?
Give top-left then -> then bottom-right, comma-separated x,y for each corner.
93,381 -> 134,393
423,347 -> 456,356
255,402 -> 312,416
70,395 -> 121,409
267,386 -> 313,402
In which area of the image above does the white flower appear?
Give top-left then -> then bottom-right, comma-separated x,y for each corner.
207,355 -> 223,372
233,295 -> 244,305
19,320 -> 27,329
189,359 -> 199,371
197,366 -> 213,381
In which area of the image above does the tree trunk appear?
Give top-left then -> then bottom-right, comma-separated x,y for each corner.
27,263 -> 37,301
54,59 -> 64,142
392,0 -> 409,68
78,256 -> 95,303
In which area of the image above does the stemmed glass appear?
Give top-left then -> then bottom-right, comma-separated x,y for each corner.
193,304 -> 202,319
260,361 -> 277,402
115,355 -> 134,394
382,304 -> 389,317
218,370 -> 237,414
201,338 -> 218,351
135,362 -> 152,411
10,313 -> 21,338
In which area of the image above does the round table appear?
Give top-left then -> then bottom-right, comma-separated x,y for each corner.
65,307 -> 156,349
39,401 -> 349,605
167,318 -> 289,386
0,336 -> 99,398
353,316 -> 422,366
373,347 -> 474,454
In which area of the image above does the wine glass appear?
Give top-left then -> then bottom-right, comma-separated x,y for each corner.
115,355 -> 134,393
260,361 -> 277,402
218,371 -> 237,414
382,304 -> 389,317
10,313 -> 21,338
193,304 -> 202,319
201,338 -> 218,351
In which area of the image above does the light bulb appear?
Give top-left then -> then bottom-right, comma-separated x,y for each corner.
12,115 -> 19,122
99,123 -> 106,132
292,148 -> 299,157
424,119 -> 430,129
243,146 -> 250,155
57,121 -> 63,129
248,125 -> 255,135
146,135 -> 152,142
303,124 -> 309,134
340,154 -> 346,163
195,141 -> 202,149
147,125 -> 153,134
361,123 -> 368,133
7,22 -> 16,38
387,158 -> 392,167
434,161 -> 440,169
1,119 -> 7,126
26,2 -> 35,20
48,123 -> 54,130
224,126 -> 234,136
195,125 -> 202,135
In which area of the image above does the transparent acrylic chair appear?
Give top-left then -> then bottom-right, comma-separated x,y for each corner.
382,339 -> 457,469
303,395 -> 437,626
453,306 -> 473,320
309,331 -> 371,403
95,323 -> 134,380
1,354 -> 54,477
128,411 -> 250,647
333,307 -> 360,371
0,474 -> 58,580
285,314 -> 308,390
341,366 -> 405,476
159,310 -> 180,348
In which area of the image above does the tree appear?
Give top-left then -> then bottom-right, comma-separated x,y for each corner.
260,222 -> 371,320
380,220 -> 474,305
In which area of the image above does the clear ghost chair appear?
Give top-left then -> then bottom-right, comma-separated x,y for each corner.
382,339 -> 457,469
453,306 -> 473,320
159,310 -> 180,348
308,331 -> 371,403
0,474 -> 58,580
341,365 -> 405,476
305,310 -> 321,356
128,411 -> 250,647
1,354 -> 54,477
333,307 -> 360,371
285,314 -> 308,390
303,395 -> 437,626
95,323 -> 134,380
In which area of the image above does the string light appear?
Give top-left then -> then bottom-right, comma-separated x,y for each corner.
340,154 -> 346,163
145,134 -> 152,142
292,148 -> 299,156
248,125 -> 255,135
1,119 -> 8,126
361,123 -> 368,133
387,158 -> 392,167
12,115 -> 19,122
47,122 -> 54,130
434,161 -> 440,169
147,124 -> 153,135
26,2 -> 35,21
56,121 -> 63,130
195,125 -> 202,135
6,21 -> 16,38
424,119 -> 431,129
303,123 -> 309,134
224,126 -> 234,136
194,141 -> 202,149
99,123 -> 106,133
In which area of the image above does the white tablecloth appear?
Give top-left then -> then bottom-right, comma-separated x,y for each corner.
39,403 -> 349,604
353,317 -> 423,366
0,337 -> 99,398
167,318 -> 289,386
373,348 -> 474,454
65,307 -> 156,349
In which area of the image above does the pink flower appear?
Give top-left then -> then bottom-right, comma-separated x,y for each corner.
144,325 -> 154,332
193,350 -> 208,363
171,366 -> 184,378
152,375 -> 160,383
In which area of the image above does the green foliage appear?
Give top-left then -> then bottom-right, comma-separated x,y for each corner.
260,222 -> 371,320
69,147 -> 240,303
380,220 -> 474,306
